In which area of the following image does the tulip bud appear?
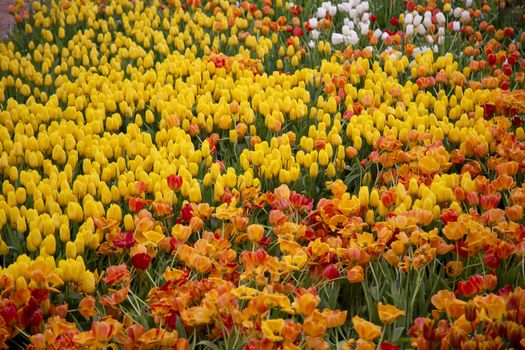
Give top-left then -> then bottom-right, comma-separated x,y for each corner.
42,234 -> 56,255
358,186 -> 369,207
347,265 -> 364,283
247,224 -> 264,243
80,271 -> 95,293
65,241 -> 77,259
369,189 -> 379,208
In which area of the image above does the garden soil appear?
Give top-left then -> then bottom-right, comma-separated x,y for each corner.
0,0 -> 14,39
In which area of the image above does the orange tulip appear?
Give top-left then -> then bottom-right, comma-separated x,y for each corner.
352,316 -> 382,340
377,303 -> 405,324
431,290 -> 456,311
78,295 -> 98,319
293,292 -> 320,316
443,221 -> 467,241
247,224 -> 264,242
347,265 -> 364,283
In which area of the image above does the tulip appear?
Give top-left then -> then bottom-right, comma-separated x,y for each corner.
378,303 -> 405,324
352,316 -> 382,340
347,265 -> 364,283
247,224 -> 264,242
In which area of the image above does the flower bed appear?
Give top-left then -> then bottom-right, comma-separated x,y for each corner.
0,0 -> 524,349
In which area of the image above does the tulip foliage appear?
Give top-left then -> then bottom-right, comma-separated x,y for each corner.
0,0 -> 525,349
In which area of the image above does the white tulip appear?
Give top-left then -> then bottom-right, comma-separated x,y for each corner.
406,24 -> 414,36
413,15 -> 422,26
436,12 -> 446,25
360,22 -> 369,35
460,11 -> 470,23
331,33 -> 345,45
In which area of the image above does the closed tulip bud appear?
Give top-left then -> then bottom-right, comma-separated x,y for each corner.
327,163 -> 336,178
80,271 -> 95,293
247,224 -> 264,242
65,241 -> 77,259
189,217 -> 203,232
378,202 -> 389,217
369,189 -> 380,207
309,163 -> 318,178
15,187 -> 26,204
214,180 -> 224,200
59,224 -> 70,242
67,202 -> 83,222
347,265 -> 364,283
203,173 -> 212,187
42,234 -> 56,255
188,185 -> 202,203
433,205 -> 441,219
0,240 -> 8,255
365,209 -> 375,225
124,214 -> 134,231
345,146 -> 358,159
408,178 -> 419,195
362,172 -> 372,186
28,229 -> 42,252
16,217 -> 27,233
74,237 -> 85,255
15,276 -> 27,290
358,186 -> 369,207
107,204 -> 122,222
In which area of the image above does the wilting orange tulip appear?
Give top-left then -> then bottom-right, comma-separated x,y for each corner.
303,311 -> 327,337
377,303 -> 405,324
103,264 -> 130,286
180,306 -> 215,326
137,328 -> 180,347
322,309 -> 347,328
352,316 -> 382,340
78,295 -> 98,319
282,320 -> 302,343
445,261 -> 464,278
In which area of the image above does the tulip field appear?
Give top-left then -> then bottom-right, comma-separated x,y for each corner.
1,0 -> 525,348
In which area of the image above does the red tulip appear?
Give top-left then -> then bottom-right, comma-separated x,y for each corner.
131,253 -> 152,270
